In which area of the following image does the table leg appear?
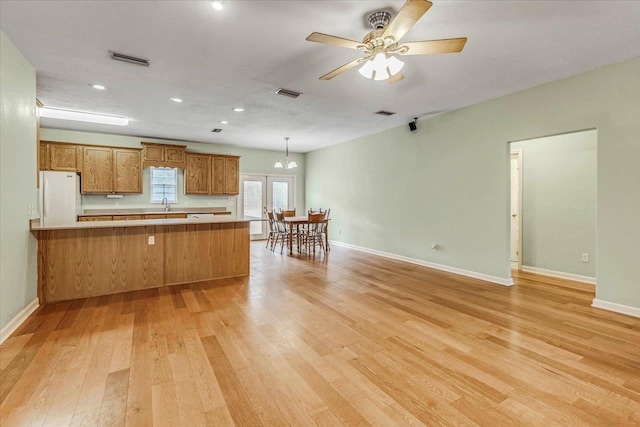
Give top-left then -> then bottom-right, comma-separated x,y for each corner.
325,221 -> 330,252
289,223 -> 293,255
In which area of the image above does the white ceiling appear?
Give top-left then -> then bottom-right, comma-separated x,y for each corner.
2,1 -> 639,153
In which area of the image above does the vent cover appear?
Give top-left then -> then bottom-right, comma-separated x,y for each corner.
375,110 -> 396,116
109,51 -> 150,67
211,128 -> 223,133
275,88 -> 303,98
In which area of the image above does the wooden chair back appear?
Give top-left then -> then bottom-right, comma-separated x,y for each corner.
283,209 -> 296,218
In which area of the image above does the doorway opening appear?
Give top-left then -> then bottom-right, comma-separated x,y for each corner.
239,174 -> 295,240
510,149 -> 523,270
508,129 -> 597,285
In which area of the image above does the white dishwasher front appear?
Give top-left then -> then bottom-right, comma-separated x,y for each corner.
187,213 -> 215,219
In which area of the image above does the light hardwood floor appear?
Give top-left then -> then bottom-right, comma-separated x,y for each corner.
1,242 -> 639,426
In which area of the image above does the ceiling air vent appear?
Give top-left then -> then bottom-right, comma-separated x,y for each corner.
375,110 -> 396,116
275,88 -> 303,98
109,51 -> 150,67
211,128 -> 223,133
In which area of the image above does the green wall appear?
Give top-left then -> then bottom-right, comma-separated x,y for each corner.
40,128 -> 305,215
0,32 -> 38,331
512,130 -> 597,278
306,56 -> 640,309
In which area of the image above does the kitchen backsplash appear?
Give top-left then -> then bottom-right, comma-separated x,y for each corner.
81,168 -> 237,214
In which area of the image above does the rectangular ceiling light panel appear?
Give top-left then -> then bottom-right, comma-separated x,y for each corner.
39,107 -> 129,126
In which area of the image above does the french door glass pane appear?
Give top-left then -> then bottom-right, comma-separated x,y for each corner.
272,182 -> 289,212
243,181 -> 263,235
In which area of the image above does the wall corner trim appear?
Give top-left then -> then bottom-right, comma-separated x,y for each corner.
0,298 -> 39,344
591,298 -> 640,319
521,265 -> 596,285
329,240 -> 514,287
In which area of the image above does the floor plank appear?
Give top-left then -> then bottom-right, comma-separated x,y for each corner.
1,242 -> 639,426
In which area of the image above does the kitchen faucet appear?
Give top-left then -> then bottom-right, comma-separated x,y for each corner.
162,197 -> 171,212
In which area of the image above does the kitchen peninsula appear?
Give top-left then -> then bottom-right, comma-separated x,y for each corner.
31,215 -> 250,303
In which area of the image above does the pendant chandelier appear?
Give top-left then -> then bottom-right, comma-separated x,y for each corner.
274,137 -> 297,169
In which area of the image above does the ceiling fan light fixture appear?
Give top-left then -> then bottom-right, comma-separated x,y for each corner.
212,1 -> 224,11
358,53 -> 404,81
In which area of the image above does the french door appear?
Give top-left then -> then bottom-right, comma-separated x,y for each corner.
239,174 -> 295,240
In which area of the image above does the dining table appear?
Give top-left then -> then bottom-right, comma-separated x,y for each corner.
283,216 -> 330,255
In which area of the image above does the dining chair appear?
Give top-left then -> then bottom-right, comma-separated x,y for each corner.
283,209 -> 296,218
264,207 -> 277,250
301,212 -> 326,255
274,211 -> 291,254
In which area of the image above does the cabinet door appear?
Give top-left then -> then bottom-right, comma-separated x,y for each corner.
83,147 -> 114,193
39,142 -> 49,170
49,143 -> 77,171
165,147 -> 185,163
211,157 -> 226,194
143,145 -> 164,162
225,157 -> 239,195
112,215 -> 143,221
114,149 -> 142,193
185,154 -> 211,194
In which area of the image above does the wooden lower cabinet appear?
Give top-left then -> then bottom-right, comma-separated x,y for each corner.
165,213 -> 188,219
112,215 -> 143,221
79,216 -> 113,221
36,222 -> 250,302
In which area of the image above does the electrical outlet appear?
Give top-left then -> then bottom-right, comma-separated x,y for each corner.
432,243 -> 439,253
581,253 -> 589,263
148,236 -> 155,245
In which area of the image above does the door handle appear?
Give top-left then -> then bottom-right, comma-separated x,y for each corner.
512,214 -> 518,217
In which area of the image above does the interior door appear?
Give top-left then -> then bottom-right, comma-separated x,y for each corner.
510,152 -> 521,265
239,175 -> 267,240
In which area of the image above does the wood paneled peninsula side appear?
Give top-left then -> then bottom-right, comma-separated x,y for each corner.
31,216 -> 250,303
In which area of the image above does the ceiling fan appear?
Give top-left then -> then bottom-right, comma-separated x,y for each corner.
306,0 -> 467,83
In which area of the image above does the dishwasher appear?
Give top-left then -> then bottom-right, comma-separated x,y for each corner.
187,213 -> 215,219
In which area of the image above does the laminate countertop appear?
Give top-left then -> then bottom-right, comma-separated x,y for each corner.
30,215 -> 253,231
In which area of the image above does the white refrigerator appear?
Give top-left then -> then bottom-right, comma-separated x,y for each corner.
39,171 -> 82,225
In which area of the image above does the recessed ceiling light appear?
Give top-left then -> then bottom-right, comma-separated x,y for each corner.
91,84 -> 106,90
233,107 -> 244,112
39,107 -> 129,126
170,98 -> 183,103
220,120 -> 229,124
212,1 -> 224,11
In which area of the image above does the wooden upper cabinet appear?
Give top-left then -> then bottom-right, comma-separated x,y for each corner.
39,142 -> 50,170
82,147 -> 114,193
225,157 -> 239,195
142,142 -> 186,169
165,147 -> 185,164
49,143 -> 78,171
143,145 -> 164,162
114,148 -> 142,193
211,157 -> 226,194
185,154 -> 211,194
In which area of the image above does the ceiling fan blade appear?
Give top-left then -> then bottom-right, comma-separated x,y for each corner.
388,72 -> 405,84
306,32 -> 365,50
383,0 -> 433,43
319,58 -> 363,80
398,38 -> 467,55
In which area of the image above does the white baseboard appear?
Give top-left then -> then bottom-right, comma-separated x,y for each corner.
592,299 -> 640,318
0,298 -> 39,344
329,240 -> 514,287
521,265 -> 596,285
